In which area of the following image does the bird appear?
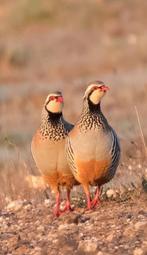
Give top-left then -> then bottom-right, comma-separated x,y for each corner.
31,91 -> 78,217
66,81 -> 120,210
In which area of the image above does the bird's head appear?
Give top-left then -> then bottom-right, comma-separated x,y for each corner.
84,81 -> 109,105
45,91 -> 64,114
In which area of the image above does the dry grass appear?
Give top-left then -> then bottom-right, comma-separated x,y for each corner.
134,106 -> 147,159
0,0 -> 147,83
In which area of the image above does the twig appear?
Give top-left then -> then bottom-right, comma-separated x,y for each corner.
134,106 -> 147,158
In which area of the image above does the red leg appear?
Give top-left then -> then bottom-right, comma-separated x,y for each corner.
53,191 -> 62,217
62,189 -> 73,212
83,184 -> 101,210
83,184 -> 93,210
86,191 -> 93,210
91,186 -> 101,208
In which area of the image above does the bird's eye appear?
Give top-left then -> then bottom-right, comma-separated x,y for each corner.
98,85 -> 106,91
93,86 -> 98,90
98,86 -> 103,89
49,96 -> 55,101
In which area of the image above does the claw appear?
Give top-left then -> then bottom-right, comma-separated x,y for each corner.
85,186 -> 101,210
53,207 -> 65,217
53,189 -> 73,217
61,201 -> 73,213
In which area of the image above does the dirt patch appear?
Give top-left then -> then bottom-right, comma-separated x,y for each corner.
0,194 -> 147,255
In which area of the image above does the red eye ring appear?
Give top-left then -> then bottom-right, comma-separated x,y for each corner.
93,86 -> 99,90
57,96 -> 63,103
92,85 -> 109,92
99,85 -> 109,91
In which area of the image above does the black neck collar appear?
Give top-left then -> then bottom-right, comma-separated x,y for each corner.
88,99 -> 101,113
45,106 -> 63,121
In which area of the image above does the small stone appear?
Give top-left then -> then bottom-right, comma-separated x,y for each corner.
52,239 -> 58,244
33,248 -> 42,255
78,240 -> 98,253
24,203 -> 32,210
127,34 -> 137,45
0,217 -> 3,223
6,200 -> 24,212
106,189 -> 116,198
44,199 -> 50,206
137,164 -> 142,169
58,223 -> 77,231
133,248 -> 143,255
80,215 -> 90,223
65,214 -> 80,224
128,165 -> 132,170
123,226 -> 134,237
134,221 -> 146,231
58,224 -> 68,231
144,168 -> 147,178
143,241 -> 147,245
97,252 -> 104,255
37,226 -> 45,232
106,233 -> 114,242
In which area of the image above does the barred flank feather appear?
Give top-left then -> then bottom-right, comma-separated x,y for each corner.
106,129 -> 121,182
66,137 -> 77,175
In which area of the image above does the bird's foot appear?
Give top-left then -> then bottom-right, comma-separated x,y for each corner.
85,199 -> 100,211
53,202 -> 73,217
86,193 -> 100,210
91,197 -> 100,208
61,202 -> 74,213
53,207 -> 64,217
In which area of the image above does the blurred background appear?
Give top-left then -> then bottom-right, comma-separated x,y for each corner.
0,0 -> 147,205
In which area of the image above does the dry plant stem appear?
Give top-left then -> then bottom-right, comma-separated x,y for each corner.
134,106 -> 147,158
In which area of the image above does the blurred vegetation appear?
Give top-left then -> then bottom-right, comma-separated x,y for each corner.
10,0 -> 58,27
0,133 -> 31,148
5,0 -> 146,31
9,47 -> 30,67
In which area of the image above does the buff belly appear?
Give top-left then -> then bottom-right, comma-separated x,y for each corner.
69,129 -> 112,185
31,133 -> 75,189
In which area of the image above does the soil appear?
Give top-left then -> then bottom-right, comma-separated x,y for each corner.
0,194 -> 147,255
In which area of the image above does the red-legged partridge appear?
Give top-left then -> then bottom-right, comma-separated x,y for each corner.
66,81 -> 120,209
31,92 -> 77,216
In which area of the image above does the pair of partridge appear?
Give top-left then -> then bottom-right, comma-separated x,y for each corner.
31,81 -> 120,216
31,92 -> 78,217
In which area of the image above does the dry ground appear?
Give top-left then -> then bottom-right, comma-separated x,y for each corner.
0,0 -> 147,254
0,194 -> 147,255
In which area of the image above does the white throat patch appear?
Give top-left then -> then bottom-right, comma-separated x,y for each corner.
46,100 -> 63,113
89,89 -> 104,105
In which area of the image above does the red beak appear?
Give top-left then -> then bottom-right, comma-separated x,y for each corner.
56,96 -> 64,103
100,85 -> 109,92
